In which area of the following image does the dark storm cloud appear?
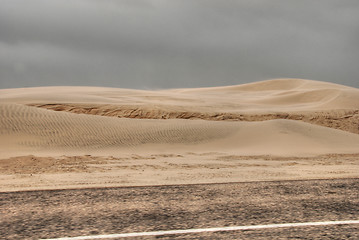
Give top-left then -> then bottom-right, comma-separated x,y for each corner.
0,0 -> 358,89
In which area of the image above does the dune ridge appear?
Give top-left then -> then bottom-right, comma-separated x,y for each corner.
27,103 -> 359,134
2,79 -> 359,110
1,106 -> 359,158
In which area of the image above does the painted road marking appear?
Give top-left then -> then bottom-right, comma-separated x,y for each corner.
42,220 -> 359,240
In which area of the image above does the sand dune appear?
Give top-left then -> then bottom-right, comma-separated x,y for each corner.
1,79 -> 359,157
171,78 -> 359,110
1,80 -> 359,158
2,79 -> 359,110
1,102 -> 359,158
1,79 -> 359,134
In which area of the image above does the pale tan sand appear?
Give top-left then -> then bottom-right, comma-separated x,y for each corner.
1,153 -> 358,192
1,79 -> 359,191
2,78 -> 359,111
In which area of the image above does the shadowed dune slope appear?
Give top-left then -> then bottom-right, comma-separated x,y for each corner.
1,102 -> 359,158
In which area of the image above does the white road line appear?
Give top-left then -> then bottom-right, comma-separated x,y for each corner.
42,220 -> 359,240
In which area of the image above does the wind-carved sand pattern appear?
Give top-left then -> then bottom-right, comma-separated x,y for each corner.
0,103 -> 235,151
1,79 -> 359,191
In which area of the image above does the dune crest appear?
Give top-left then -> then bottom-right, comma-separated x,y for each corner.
26,103 -> 359,134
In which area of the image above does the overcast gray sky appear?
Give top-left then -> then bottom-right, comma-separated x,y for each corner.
1,0 -> 358,89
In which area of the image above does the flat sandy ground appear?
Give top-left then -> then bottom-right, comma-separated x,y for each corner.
1,78 -> 359,191
1,153 -> 359,192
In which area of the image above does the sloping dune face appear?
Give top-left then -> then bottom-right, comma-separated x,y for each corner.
1,103 -> 359,157
0,103 -> 235,156
177,78 -> 359,110
1,79 -> 359,158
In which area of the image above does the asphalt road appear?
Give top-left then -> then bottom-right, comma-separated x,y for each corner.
1,179 -> 359,239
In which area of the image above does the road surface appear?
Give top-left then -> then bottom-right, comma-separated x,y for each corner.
1,179 -> 359,239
